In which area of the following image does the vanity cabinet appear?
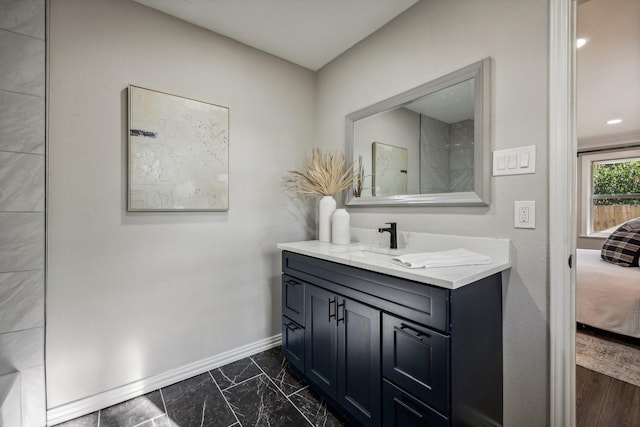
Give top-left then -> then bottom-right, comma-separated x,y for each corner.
281,251 -> 503,427
281,275 -> 305,372
306,284 -> 381,426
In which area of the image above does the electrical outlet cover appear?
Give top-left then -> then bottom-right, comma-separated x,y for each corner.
514,201 -> 535,229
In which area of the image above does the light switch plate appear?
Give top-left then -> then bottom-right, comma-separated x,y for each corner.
514,201 -> 536,229
493,146 -> 536,176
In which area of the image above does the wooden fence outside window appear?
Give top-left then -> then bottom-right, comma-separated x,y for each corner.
592,204 -> 640,232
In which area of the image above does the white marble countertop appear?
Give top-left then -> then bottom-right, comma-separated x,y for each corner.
277,228 -> 511,289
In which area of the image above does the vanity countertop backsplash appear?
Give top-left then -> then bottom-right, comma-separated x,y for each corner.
277,227 -> 510,289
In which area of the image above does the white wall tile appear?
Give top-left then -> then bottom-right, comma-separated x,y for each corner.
0,372 -> 21,427
0,29 -> 44,97
0,328 -> 43,376
0,270 -> 44,334
0,152 -> 44,211
0,90 -> 45,154
21,365 -> 45,427
0,213 -> 44,272
0,0 -> 44,39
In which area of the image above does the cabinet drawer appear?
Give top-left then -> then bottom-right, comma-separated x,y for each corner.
383,380 -> 448,427
282,316 -> 304,373
383,313 -> 450,414
282,275 -> 305,326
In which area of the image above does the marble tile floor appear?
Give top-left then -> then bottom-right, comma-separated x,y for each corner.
55,347 -> 349,427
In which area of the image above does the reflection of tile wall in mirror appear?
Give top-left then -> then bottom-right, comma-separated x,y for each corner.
449,119 -> 474,192
420,116 -> 474,193
420,116 -> 449,193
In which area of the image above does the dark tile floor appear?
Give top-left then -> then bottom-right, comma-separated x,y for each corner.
55,347 -> 349,427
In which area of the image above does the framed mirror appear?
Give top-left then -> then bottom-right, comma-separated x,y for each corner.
346,57 -> 491,206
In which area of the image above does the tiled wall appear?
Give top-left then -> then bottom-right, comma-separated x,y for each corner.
0,0 -> 46,426
420,115 -> 450,193
449,119 -> 474,192
419,116 -> 475,193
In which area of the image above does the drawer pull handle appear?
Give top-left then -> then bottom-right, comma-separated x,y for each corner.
393,397 -> 424,418
328,297 -> 337,320
285,322 -> 299,332
284,279 -> 300,286
394,325 -> 427,342
337,301 -> 345,324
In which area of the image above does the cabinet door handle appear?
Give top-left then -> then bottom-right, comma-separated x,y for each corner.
328,297 -> 337,320
393,397 -> 424,418
285,322 -> 299,332
337,301 -> 345,324
284,279 -> 300,286
393,324 -> 426,342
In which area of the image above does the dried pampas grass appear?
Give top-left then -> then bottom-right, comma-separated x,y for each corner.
286,148 -> 357,197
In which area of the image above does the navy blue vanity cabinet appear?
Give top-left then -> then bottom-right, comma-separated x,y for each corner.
305,284 -> 338,394
282,275 -> 304,325
281,275 -> 305,373
281,316 -> 304,372
382,314 -> 450,415
383,380 -> 448,427
306,283 -> 382,426
281,250 -> 503,427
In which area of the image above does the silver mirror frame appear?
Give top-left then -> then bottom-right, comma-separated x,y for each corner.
346,57 -> 491,207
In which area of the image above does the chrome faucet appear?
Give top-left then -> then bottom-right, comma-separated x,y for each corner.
378,222 -> 397,249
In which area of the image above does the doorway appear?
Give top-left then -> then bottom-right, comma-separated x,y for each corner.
574,0 -> 640,425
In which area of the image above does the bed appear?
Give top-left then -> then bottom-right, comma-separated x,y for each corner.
576,248 -> 640,339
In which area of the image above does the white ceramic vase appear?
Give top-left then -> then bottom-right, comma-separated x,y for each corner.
318,195 -> 336,242
332,209 -> 350,244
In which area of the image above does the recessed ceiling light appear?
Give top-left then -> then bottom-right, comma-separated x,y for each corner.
607,118 -> 622,125
577,38 -> 587,48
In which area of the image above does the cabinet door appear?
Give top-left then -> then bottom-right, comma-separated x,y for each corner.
337,297 -> 381,427
382,380 -> 448,427
382,314 -> 450,415
305,285 -> 338,397
282,316 -> 304,373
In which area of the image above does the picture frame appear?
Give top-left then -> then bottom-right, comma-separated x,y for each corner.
128,85 -> 229,211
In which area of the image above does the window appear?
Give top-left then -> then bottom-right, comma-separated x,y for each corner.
580,148 -> 640,237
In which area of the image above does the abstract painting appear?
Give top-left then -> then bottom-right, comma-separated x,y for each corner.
128,85 -> 229,211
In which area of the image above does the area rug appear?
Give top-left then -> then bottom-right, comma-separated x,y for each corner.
576,330 -> 640,387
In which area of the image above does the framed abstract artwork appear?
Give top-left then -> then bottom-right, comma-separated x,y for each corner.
128,85 -> 229,211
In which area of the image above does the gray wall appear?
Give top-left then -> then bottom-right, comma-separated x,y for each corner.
0,0 -> 46,426
47,0 -> 314,413
316,0 -> 550,425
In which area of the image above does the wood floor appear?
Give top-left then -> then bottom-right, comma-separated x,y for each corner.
576,365 -> 640,427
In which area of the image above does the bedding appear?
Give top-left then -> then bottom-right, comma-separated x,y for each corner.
600,217 -> 640,267
576,248 -> 640,339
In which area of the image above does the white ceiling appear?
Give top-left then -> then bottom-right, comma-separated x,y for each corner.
577,0 -> 640,141
133,0 -> 418,71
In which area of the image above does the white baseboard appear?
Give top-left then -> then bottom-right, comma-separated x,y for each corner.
46,334 -> 282,426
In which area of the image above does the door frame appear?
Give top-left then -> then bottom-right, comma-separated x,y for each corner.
549,0 -> 577,426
